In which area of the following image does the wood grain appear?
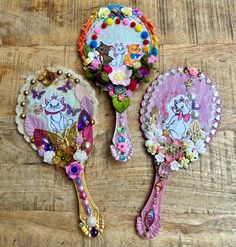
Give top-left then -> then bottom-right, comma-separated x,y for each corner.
0,1 -> 235,247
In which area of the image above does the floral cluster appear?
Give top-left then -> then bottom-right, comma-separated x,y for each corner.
144,122 -> 206,171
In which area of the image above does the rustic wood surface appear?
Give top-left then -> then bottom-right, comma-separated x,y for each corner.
0,0 -> 235,246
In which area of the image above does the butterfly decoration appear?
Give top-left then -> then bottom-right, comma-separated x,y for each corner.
57,80 -> 72,93
31,89 -> 46,100
16,67 -> 104,238
66,103 -> 80,117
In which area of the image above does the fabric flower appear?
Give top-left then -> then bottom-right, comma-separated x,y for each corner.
73,150 -> 88,163
155,153 -> 165,163
132,9 -> 143,16
38,147 -> 45,157
148,55 -> 157,64
109,89 -> 115,96
145,129 -> 166,145
117,94 -> 125,102
145,142 -> 158,155
85,51 -> 99,65
90,60 -> 101,70
186,140 -> 206,160
118,142 -> 127,152
187,67 -> 199,77
65,161 -> 84,179
133,61 -> 142,69
170,160 -> 180,171
121,7 -> 132,17
114,85 -> 127,95
186,151 -> 195,162
43,151 -> 55,164
138,66 -> 150,77
179,157 -> 190,169
76,136 -> 84,145
127,78 -> 138,91
98,7 -> 110,18
103,64 -> 112,74
52,147 -> 75,168
126,90 -> 132,97
108,65 -> 132,86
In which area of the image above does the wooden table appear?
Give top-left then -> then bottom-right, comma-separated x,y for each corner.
0,1 -> 235,246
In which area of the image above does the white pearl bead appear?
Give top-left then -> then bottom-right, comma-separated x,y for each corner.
87,216 -> 96,227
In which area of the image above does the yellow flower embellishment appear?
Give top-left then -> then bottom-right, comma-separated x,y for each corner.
121,7 -> 132,17
85,57 -> 94,65
186,151 -> 195,162
133,61 -> 142,69
179,157 -> 190,169
147,144 -> 157,155
98,7 -> 111,19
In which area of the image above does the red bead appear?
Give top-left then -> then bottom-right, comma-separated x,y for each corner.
143,39 -> 149,45
92,34 -> 97,40
80,191 -> 87,200
101,23 -> 107,29
130,22 -> 136,28
115,18 -> 121,24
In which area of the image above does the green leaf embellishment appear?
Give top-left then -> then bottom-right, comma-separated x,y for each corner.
101,72 -> 109,82
112,96 -> 130,113
86,69 -> 95,80
84,44 -> 93,57
117,126 -> 126,134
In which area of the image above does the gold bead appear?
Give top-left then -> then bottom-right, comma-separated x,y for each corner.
74,78 -> 80,83
24,90 -> 29,96
91,119 -> 95,125
66,73 -> 71,78
30,79 -> 36,85
30,138 -> 35,143
20,113 -> 26,119
57,70 -> 62,75
20,101 -> 26,107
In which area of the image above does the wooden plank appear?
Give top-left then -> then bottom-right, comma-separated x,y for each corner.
0,0 -> 235,46
0,44 -> 235,246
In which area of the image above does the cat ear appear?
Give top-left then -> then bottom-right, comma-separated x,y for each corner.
174,99 -> 177,105
60,97 -> 65,104
45,99 -> 49,105
185,100 -> 189,106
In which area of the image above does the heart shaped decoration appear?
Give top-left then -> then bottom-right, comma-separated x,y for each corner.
112,96 -> 130,113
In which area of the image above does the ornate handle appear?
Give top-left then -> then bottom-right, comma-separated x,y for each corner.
136,165 -> 169,239
110,110 -> 134,162
73,168 -> 104,237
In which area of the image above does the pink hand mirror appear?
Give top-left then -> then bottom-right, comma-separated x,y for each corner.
136,67 -> 222,239
77,5 -> 158,162
16,67 -> 104,237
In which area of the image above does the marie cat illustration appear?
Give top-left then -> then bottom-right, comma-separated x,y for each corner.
110,42 -> 126,67
44,95 -> 73,132
165,96 -> 192,140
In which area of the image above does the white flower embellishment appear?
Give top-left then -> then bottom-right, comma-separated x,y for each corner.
121,7 -> 132,17
98,7 -> 111,18
186,139 -> 206,160
155,153 -> 165,163
170,160 -> 180,171
73,150 -> 88,163
43,151 -> 55,164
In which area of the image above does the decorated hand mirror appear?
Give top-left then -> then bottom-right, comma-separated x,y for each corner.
136,67 -> 222,239
78,5 -> 158,162
15,67 -> 104,237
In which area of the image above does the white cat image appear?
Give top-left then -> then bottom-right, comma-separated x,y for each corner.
110,42 -> 126,67
165,96 -> 192,140
44,95 -> 73,132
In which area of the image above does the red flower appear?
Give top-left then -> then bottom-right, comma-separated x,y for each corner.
127,78 -> 138,91
103,64 -> 112,74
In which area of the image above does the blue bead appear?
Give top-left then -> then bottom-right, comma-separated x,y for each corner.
151,48 -> 158,56
119,137 -> 125,143
91,227 -> 98,237
71,166 -> 79,174
119,155 -> 125,161
76,177 -> 82,186
141,31 -> 149,39
90,40 -> 98,48
77,122 -> 85,131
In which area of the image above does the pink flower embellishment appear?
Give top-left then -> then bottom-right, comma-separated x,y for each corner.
109,89 -> 114,96
65,161 -> 83,179
90,60 -> 101,70
148,55 -> 157,64
187,67 -> 199,77
118,142 -> 127,152
108,65 -> 132,86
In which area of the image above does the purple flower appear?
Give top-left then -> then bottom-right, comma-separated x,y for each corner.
133,9 -> 143,16
65,161 -> 84,179
138,66 -> 150,78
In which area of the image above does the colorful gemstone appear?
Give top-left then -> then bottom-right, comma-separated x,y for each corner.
145,209 -> 155,227
119,155 -> 125,161
76,177 -> 82,186
192,100 -> 201,110
117,126 -> 126,134
91,227 -> 98,237
85,205 -> 92,216
130,22 -> 136,28
119,136 -> 125,143
78,110 -> 91,131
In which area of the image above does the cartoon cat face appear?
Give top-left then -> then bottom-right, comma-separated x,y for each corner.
113,42 -> 126,54
172,98 -> 190,114
96,42 -> 112,55
44,95 -> 66,113
127,44 -> 141,54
